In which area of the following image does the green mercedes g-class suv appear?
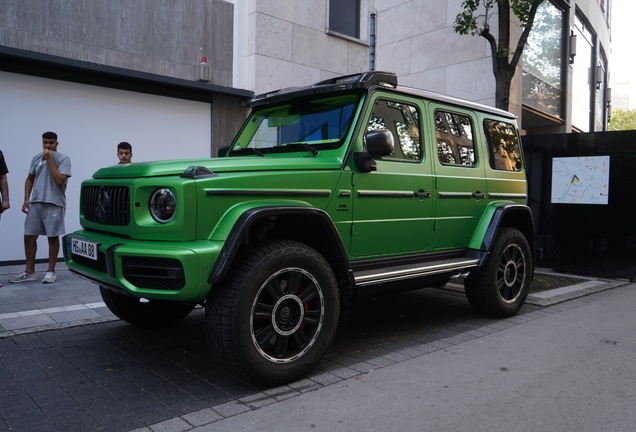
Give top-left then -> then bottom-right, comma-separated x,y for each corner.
64,71 -> 534,386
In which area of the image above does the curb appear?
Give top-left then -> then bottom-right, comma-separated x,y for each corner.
526,279 -> 631,306
442,270 -> 631,308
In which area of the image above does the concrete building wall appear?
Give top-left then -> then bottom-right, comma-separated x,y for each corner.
237,0 -> 375,94
0,0 -> 235,86
374,0 -> 521,116
0,71 -> 213,263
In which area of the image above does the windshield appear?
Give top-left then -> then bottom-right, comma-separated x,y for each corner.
231,94 -> 360,155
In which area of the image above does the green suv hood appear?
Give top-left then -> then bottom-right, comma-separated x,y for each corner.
92,156 -> 344,179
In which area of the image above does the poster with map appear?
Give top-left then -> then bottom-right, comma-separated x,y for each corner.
551,156 -> 610,205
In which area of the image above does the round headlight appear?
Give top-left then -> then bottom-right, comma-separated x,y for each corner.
149,188 -> 176,223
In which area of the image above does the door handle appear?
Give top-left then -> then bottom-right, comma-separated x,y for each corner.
416,191 -> 432,198
473,192 -> 486,199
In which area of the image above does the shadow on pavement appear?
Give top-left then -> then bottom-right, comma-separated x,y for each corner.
0,287 -> 529,431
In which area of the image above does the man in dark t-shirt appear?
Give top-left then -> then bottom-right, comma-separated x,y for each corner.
0,150 -> 9,287
0,150 -> 8,217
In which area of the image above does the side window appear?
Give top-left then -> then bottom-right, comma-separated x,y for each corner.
435,110 -> 475,166
483,119 -> 523,171
366,100 -> 422,161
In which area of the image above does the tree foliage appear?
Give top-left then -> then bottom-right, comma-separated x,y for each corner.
453,0 -> 544,110
608,109 -> 636,131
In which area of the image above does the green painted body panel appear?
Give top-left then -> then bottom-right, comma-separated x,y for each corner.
349,92 -> 435,257
427,104 -> 490,250
66,230 -> 221,302
93,155 -> 345,179
199,170 -> 345,243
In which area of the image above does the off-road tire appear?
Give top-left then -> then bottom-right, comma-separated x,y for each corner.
205,240 -> 340,387
100,286 -> 195,328
464,227 -> 532,318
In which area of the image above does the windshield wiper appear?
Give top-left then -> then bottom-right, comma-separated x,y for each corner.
231,147 -> 264,157
280,143 -> 319,156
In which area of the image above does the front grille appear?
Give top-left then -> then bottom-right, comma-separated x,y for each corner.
83,186 -> 130,226
122,257 -> 185,291
72,251 -> 107,273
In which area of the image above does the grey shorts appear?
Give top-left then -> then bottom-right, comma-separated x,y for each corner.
24,202 -> 66,237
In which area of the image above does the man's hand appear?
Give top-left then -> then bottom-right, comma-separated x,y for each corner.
0,199 -> 9,214
22,198 -> 30,214
43,149 -> 53,161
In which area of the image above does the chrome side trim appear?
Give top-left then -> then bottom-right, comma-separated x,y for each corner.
354,258 -> 479,286
357,190 -> 414,198
488,193 -> 528,199
206,189 -> 331,197
438,192 -> 474,198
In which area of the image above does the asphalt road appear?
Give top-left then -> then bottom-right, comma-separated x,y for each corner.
203,282 -> 636,432
0,266 -> 633,432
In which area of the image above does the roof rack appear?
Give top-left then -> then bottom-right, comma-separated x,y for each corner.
314,71 -> 397,89
249,71 -> 397,107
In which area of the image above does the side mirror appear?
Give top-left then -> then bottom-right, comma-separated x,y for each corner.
354,129 -> 394,173
217,144 -> 231,157
365,129 -> 394,157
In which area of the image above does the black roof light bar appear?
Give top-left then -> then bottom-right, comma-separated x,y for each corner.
249,71 -> 398,108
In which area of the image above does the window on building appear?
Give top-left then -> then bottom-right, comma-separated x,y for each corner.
522,1 -> 564,118
571,14 -> 595,132
366,100 -> 422,161
435,111 -> 475,166
595,50 -> 608,131
329,0 -> 360,38
484,120 -> 522,172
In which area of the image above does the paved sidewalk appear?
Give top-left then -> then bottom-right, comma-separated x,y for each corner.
0,263 -> 116,337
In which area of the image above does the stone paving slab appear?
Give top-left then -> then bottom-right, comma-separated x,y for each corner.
0,264 -> 117,337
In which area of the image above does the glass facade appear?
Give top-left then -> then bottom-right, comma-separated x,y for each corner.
571,14 -> 594,132
595,51 -> 607,131
522,1 -> 564,118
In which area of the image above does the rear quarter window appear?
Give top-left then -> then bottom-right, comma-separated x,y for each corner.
483,119 -> 523,171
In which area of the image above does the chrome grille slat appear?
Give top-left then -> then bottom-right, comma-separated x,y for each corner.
83,186 -> 130,226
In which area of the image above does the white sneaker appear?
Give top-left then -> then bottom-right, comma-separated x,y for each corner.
43,271 -> 57,284
9,271 -> 38,283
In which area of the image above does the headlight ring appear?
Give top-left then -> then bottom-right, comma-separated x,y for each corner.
149,188 -> 176,223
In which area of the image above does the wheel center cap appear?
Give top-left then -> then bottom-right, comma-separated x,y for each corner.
504,261 -> 517,286
280,307 -> 292,322
271,294 -> 305,336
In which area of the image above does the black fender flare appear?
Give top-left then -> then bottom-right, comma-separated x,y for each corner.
467,204 -> 536,272
207,206 -> 352,286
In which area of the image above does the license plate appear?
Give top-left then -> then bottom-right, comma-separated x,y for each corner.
70,237 -> 99,261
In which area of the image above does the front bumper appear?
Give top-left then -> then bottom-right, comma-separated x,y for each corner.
63,231 -> 222,302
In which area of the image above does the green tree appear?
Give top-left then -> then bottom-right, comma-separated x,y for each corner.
608,109 -> 636,131
454,0 -> 544,111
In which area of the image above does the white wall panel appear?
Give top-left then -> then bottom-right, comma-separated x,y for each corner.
0,72 -> 211,263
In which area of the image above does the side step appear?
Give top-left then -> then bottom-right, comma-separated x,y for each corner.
354,257 -> 479,287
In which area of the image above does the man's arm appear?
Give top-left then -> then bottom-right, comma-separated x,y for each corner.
22,173 -> 35,213
43,150 -> 69,186
0,173 -> 8,214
